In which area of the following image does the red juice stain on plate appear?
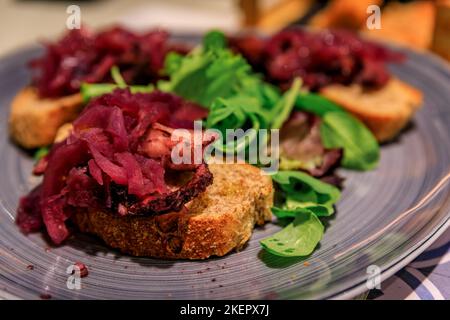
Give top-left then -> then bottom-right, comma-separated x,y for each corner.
74,262 -> 89,278
39,293 -> 52,300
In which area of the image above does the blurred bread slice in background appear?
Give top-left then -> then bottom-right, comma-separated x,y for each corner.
320,78 -> 423,142
310,0 -> 383,29
307,1 -> 442,52
432,0 -> 450,61
239,0 -> 314,32
364,1 -> 436,50
8,87 -> 83,149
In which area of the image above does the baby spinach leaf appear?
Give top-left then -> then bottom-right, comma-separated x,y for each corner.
261,171 -> 340,257
295,93 -> 380,171
320,111 -> 380,170
271,170 -> 341,218
260,212 -> 324,257
295,92 -> 343,116
272,171 -> 341,203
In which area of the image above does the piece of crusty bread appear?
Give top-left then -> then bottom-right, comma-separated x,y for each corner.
71,163 -> 274,259
309,0 -> 383,30
8,87 -> 83,149
364,1 -> 436,50
320,77 -> 423,142
432,0 -> 450,61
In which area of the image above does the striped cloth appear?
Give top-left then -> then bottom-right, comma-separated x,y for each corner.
371,229 -> 450,300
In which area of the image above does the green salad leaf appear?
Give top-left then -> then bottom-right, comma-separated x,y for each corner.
161,30 -> 301,156
206,96 -> 267,153
320,111 -> 380,170
272,170 -> 341,218
164,51 -> 184,75
69,30 -> 382,262
110,66 -> 126,88
295,92 -> 380,171
80,83 -> 154,102
206,96 -> 270,131
158,38 -> 251,108
295,92 -> 342,116
238,76 -> 281,110
159,30 -> 298,119
34,147 -> 49,160
270,78 -> 302,129
260,211 -> 324,257
203,30 -> 227,51
80,66 -> 154,102
260,171 -> 340,257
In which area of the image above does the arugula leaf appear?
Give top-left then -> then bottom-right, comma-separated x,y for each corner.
203,30 -> 227,51
260,212 -> 324,257
237,76 -> 281,112
206,96 -> 267,153
204,78 -> 300,155
206,96 -> 269,131
164,52 -> 184,75
270,78 -> 302,129
159,30 -> 286,118
159,43 -> 251,108
320,111 -> 379,170
161,31 -> 303,156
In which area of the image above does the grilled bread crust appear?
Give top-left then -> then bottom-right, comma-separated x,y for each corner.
71,163 -> 274,259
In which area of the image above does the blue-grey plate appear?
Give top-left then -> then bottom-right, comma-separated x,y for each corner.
1,42 -> 450,300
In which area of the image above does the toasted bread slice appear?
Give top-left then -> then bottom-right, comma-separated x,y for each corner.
309,0 -> 383,30
71,163 -> 274,259
8,87 -> 83,149
364,1 -> 436,49
320,78 -> 423,142
432,0 -> 450,61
